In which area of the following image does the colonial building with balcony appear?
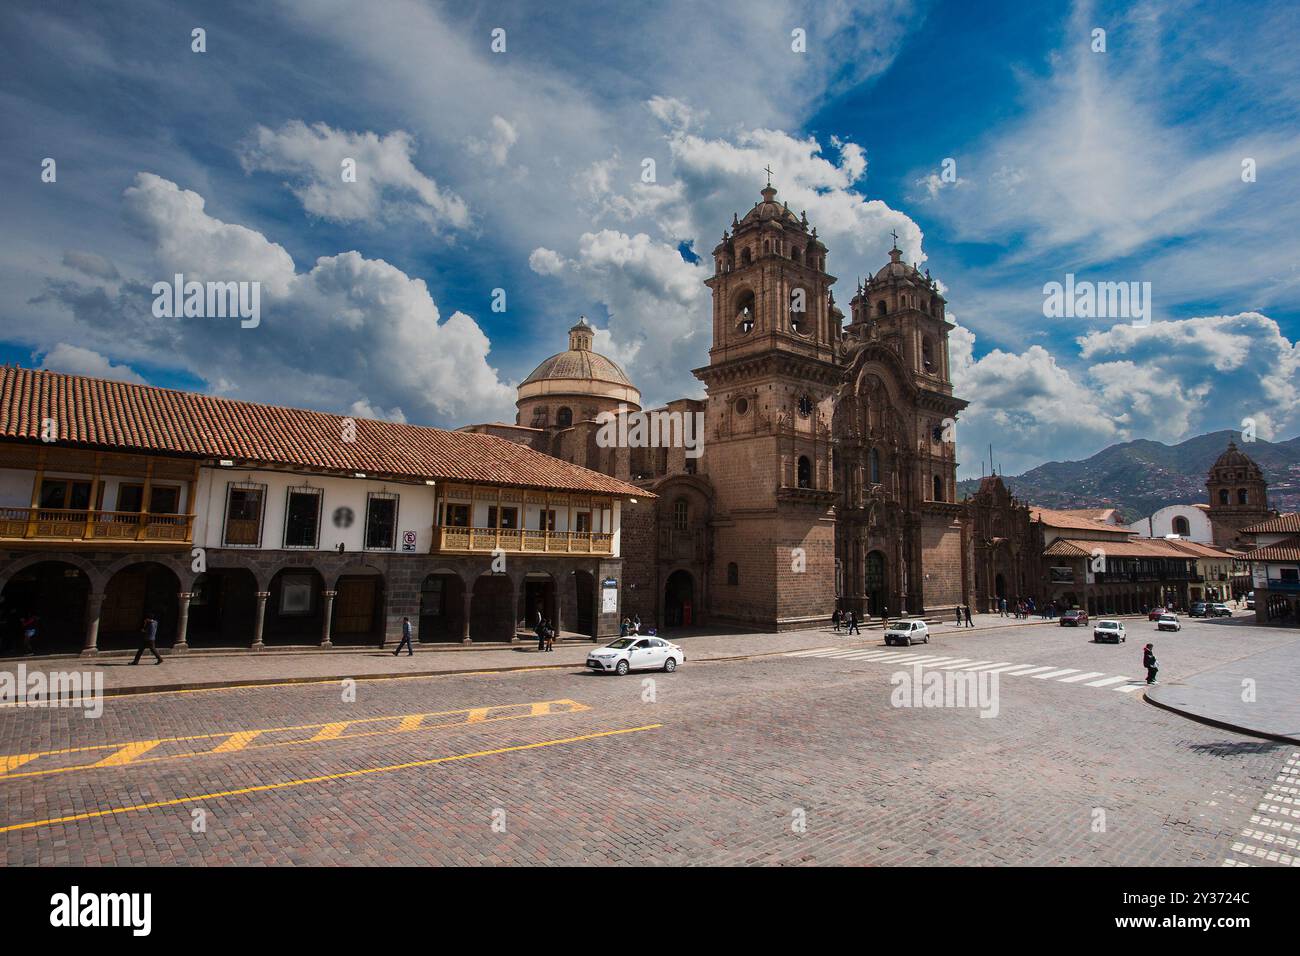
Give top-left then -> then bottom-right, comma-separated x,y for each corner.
1241,513 -> 1300,625
0,366 -> 646,656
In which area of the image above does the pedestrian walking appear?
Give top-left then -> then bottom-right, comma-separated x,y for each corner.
964,604 -> 974,627
544,621 -> 556,652
130,610 -> 163,665
999,597 -> 1007,617
832,608 -> 842,633
20,613 -> 38,656
393,615 -> 415,656
620,616 -> 630,637
632,614 -> 641,635
536,617 -> 549,651
847,610 -> 861,635
955,605 -> 963,626
1143,643 -> 1159,684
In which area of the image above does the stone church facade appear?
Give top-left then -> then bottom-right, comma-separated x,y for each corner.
465,181 -> 1027,630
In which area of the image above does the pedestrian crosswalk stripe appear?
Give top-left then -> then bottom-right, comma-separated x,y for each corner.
780,647 -> 1146,694
1056,671 -> 1106,683
1084,675 -> 1131,688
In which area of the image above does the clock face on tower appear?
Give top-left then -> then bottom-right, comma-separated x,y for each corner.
798,394 -> 814,417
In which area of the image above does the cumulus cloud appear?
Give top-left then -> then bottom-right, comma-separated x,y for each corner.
39,173 -> 512,426
530,229 -> 711,402
38,343 -> 145,384
239,120 -> 470,232
952,312 -> 1300,476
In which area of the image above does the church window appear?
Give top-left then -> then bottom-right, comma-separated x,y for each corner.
1172,516 -> 1190,536
673,498 -> 689,532
869,448 -> 881,485
922,337 -> 935,372
1237,488 -> 1248,505
798,394 -> 814,418
556,407 -> 573,428
877,300 -> 887,316
727,562 -> 739,585
735,397 -> 749,415
1218,489 -> 1229,505
741,248 -> 752,266
792,247 -> 803,264
932,475 -> 943,501
797,455 -> 812,489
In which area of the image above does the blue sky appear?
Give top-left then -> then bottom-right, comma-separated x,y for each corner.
1,0 -> 1297,478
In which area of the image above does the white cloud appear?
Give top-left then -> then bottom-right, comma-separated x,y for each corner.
41,174 -> 512,426
466,115 -> 518,168
239,120 -> 470,232
61,251 -> 119,281
952,312 -> 1300,477
38,343 -> 145,384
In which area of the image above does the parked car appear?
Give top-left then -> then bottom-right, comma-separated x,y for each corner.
1206,603 -> 1232,617
1093,620 -> 1126,643
587,636 -> 685,675
1246,592 -> 1255,610
883,619 -> 930,646
1147,607 -> 1167,621
1060,609 -> 1089,627
1156,613 -> 1181,632
1189,602 -> 1207,617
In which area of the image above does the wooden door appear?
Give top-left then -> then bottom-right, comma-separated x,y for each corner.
334,578 -> 377,635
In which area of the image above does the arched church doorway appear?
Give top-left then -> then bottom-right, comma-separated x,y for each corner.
864,550 -> 887,619
995,573 -> 1007,601
664,570 -> 694,627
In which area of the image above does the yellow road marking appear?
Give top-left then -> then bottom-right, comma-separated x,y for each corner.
91,741 -> 161,767
0,724 -> 662,835
210,731 -> 262,753
0,698 -> 591,781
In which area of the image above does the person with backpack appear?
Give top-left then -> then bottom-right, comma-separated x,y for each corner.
1143,643 -> 1159,684
832,608 -> 842,633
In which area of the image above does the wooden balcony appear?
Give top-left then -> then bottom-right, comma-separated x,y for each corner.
436,527 -> 613,555
0,507 -> 194,545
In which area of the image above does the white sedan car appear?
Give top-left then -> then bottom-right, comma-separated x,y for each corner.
587,636 -> 685,675
1156,613 -> 1182,632
883,619 -> 929,646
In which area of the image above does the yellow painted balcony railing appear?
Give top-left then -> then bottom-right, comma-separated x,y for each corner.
0,507 -> 194,544
437,527 -> 613,555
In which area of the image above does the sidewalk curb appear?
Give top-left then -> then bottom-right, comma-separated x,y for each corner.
1143,691 -> 1300,746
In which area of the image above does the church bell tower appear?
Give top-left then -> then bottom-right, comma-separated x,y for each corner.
693,179 -> 842,630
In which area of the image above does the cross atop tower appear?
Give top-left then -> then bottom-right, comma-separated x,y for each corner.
764,164 -> 774,187
890,229 -> 899,250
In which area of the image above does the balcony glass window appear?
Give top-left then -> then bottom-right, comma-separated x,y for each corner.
118,484 -> 180,514
537,509 -> 556,531
487,506 -> 518,529
40,479 -> 93,510
444,503 -> 470,527
575,511 -> 592,533
365,493 -> 399,550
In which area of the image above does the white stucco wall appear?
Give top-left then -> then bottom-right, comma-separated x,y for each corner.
1126,505 -> 1214,544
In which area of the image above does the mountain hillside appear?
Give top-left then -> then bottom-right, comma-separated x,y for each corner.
958,430 -> 1300,521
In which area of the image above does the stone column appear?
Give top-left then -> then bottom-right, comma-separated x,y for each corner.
173,591 -> 193,652
320,590 -> 337,648
81,592 -> 104,657
251,590 -> 269,650
461,589 -> 472,644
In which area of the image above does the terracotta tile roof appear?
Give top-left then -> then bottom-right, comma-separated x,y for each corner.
0,366 -> 650,498
1241,513 -> 1300,534
1054,507 -> 1120,524
1042,537 -> 1204,559
1031,506 -> 1138,534
1243,536 -> 1300,562
1162,539 -> 1236,559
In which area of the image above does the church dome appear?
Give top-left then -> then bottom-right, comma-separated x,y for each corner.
516,316 -> 642,413
521,318 -> 634,388
737,184 -> 805,229
1209,440 -> 1262,477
